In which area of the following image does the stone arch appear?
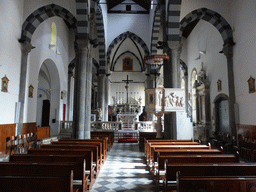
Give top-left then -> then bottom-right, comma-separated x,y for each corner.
19,4 -> 76,43
213,93 -> 230,134
180,59 -> 188,76
151,6 -> 161,54
107,31 -> 149,64
95,6 -> 106,67
180,8 -> 234,45
112,51 -> 143,71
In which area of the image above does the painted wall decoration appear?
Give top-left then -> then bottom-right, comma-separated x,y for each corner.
248,76 -> 255,94
28,85 -> 34,98
1,75 -> 9,92
122,57 -> 133,71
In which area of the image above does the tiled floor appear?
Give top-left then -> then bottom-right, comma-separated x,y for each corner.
90,142 -> 158,192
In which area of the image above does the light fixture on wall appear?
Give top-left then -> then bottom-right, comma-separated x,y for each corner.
195,51 -> 206,60
49,44 -> 56,49
89,38 -> 98,48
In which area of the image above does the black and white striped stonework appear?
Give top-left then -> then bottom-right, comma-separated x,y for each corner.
151,8 -> 161,55
96,7 -> 106,67
20,4 -> 76,43
107,31 -> 150,65
180,8 -> 234,45
76,0 -> 89,39
167,0 -> 182,41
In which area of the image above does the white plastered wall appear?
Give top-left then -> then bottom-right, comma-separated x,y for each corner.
25,16 -> 73,135
0,0 -> 24,124
231,0 -> 256,125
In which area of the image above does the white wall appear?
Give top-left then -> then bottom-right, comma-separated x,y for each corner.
0,0 -> 24,124
22,16 -> 72,136
231,0 -> 256,125
107,14 -> 150,50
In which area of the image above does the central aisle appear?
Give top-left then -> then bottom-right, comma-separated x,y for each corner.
91,143 -> 158,192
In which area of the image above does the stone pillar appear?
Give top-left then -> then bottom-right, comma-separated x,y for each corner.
223,43 -> 237,137
164,42 -> 182,139
17,42 -> 35,135
73,40 -> 92,139
104,75 -> 109,121
67,66 -> 74,121
97,74 -> 106,121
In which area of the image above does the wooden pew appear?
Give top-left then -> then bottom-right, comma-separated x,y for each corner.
40,143 -> 101,176
147,143 -> 211,165
155,153 -> 239,187
144,139 -> 195,154
176,171 -> 256,192
164,162 -> 256,191
56,139 -> 106,164
145,141 -> 201,161
28,148 -> 95,189
0,162 -> 86,192
91,131 -> 114,150
151,147 -> 223,168
10,154 -> 89,191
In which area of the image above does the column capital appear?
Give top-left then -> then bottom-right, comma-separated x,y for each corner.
167,41 -> 182,53
75,39 -> 90,52
21,41 -> 35,54
222,43 -> 235,59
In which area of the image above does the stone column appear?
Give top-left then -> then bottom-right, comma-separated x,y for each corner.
73,40 -> 92,139
223,43 -> 237,137
163,42 -> 182,139
67,66 -> 74,121
104,75 -> 109,121
97,74 -> 106,121
17,42 -> 35,135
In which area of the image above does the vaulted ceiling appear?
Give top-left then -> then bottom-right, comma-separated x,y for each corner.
106,0 -> 151,14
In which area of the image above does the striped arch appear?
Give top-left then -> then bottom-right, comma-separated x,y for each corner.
151,6 -> 161,54
111,51 -> 143,71
68,58 -> 76,74
96,6 -> 106,67
180,59 -> 188,76
107,31 -> 149,63
167,0 -> 182,41
76,0 -> 90,39
180,8 -> 234,45
20,4 -> 76,43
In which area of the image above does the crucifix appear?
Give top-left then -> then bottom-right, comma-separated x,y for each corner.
122,75 -> 133,104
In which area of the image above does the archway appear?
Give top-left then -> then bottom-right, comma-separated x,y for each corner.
214,94 -> 230,134
36,59 -> 60,136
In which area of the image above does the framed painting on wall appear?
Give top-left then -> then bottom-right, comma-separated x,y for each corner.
1,75 -> 9,92
122,57 -> 133,71
28,85 -> 34,98
248,76 -> 255,93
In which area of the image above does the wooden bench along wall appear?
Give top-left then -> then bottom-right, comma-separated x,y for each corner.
176,171 -> 256,192
28,148 -> 95,188
0,162 -> 86,192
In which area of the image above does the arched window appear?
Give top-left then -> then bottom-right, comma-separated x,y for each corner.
50,22 -> 57,51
